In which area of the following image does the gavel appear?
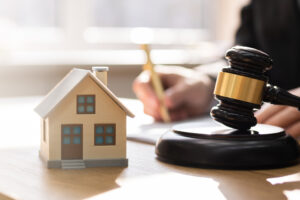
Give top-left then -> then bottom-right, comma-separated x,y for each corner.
211,46 -> 300,130
156,45 -> 300,169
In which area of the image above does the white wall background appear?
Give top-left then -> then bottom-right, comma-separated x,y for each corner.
0,0 -> 249,98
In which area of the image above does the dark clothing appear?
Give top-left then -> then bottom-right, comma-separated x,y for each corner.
235,0 -> 300,90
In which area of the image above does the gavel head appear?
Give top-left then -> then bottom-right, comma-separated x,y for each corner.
210,46 -> 273,130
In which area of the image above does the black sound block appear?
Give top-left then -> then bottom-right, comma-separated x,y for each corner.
155,122 -> 300,169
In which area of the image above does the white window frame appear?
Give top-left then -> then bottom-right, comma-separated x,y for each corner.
0,0 -> 217,52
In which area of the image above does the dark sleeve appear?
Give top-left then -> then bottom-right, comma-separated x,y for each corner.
235,2 -> 257,48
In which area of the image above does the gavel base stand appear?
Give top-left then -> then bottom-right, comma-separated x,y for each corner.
155,122 -> 299,169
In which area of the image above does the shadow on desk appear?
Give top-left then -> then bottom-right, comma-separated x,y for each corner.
158,159 -> 300,200
0,147 -> 125,200
1,141 -> 300,200
42,166 -> 125,200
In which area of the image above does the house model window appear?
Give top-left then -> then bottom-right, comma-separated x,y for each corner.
62,125 -> 82,145
77,95 -> 95,114
95,124 -> 116,145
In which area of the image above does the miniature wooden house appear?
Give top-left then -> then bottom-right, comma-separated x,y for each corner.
35,67 -> 134,169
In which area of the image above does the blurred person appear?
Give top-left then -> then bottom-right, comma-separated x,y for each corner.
133,0 -> 300,138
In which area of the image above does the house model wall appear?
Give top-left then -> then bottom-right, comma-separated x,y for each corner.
35,67 -> 134,169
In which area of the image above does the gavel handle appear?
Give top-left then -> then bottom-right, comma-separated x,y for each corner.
263,84 -> 300,110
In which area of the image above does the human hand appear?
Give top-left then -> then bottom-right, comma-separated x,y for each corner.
133,65 -> 214,122
255,87 -> 300,138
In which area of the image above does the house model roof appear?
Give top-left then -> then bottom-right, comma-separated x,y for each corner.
34,68 -> 134,118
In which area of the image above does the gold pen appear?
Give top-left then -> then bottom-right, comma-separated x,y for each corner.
140,44 -> 171,122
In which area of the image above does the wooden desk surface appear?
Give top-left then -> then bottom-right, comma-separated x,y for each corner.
0,97 -> 300,200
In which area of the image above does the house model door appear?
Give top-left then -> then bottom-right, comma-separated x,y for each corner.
61,125 -> 83,159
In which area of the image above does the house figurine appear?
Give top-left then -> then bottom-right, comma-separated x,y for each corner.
34,67 -> 134,169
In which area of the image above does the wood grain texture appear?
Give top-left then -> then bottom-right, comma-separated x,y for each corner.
0,97 -> 299,200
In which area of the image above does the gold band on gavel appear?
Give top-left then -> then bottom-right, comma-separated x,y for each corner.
214,72 -> 266,105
